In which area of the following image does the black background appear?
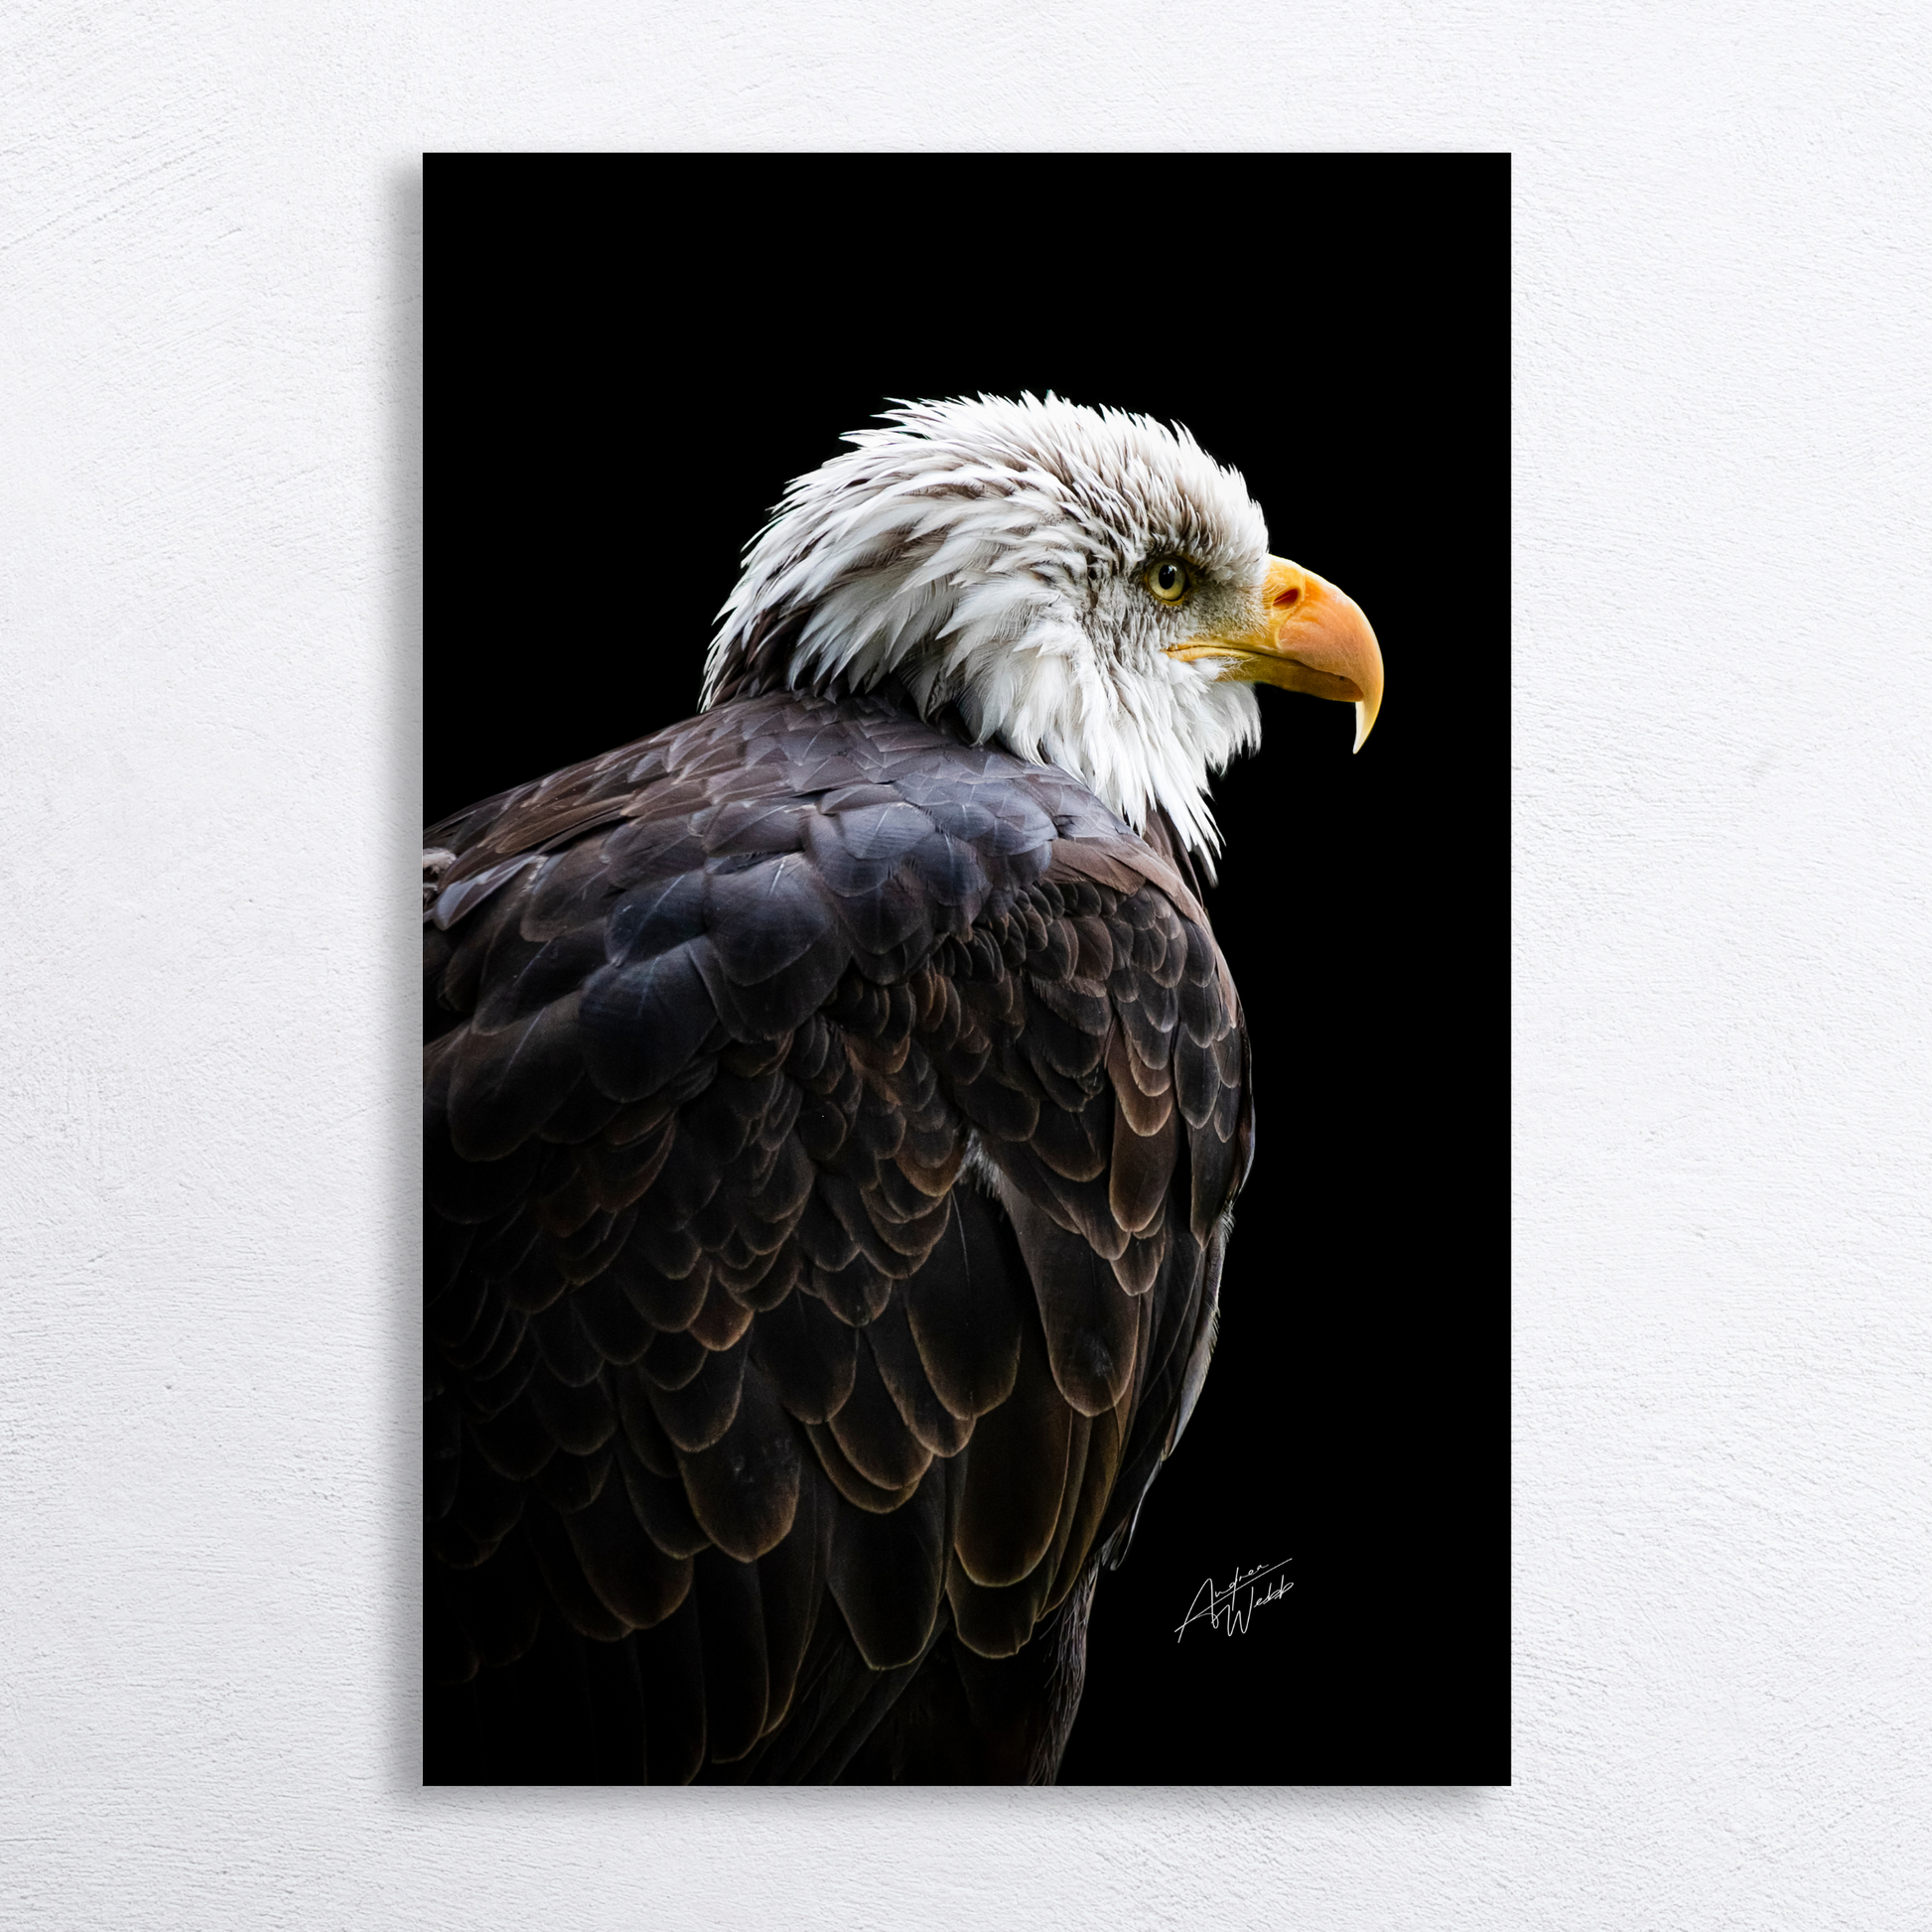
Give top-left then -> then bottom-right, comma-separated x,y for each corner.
428,153 -> 1507,1784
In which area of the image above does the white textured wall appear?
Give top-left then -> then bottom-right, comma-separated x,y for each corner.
5,3 -> 1929,1924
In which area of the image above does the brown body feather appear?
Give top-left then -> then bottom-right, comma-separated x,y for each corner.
424,689 -> 1253,1782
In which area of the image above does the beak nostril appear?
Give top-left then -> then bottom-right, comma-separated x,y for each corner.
1273,586 -> 1301,609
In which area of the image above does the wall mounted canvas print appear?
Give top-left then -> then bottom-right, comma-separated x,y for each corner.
423,153 -> 1507,1785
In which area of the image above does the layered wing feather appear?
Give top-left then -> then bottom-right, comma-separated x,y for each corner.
424,691 -> 1252,1783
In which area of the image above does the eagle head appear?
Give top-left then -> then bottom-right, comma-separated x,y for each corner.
702,393 -> 1383,862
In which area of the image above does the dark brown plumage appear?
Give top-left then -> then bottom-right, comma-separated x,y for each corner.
425,686 -> 1252,1783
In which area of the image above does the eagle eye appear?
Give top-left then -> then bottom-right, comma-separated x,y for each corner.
1146,559 -> 1191,604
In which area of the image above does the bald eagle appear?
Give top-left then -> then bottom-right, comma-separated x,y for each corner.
424,395 -> 1383,1783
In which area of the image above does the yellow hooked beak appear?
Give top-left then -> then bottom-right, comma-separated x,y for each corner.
1167,556 -> 1384,753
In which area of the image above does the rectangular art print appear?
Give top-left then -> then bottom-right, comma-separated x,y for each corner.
423,154 -> 1507,1785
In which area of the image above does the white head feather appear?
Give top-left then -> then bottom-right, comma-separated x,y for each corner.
702,394 -> 1276,861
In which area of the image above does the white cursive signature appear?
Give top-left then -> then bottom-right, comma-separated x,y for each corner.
1174,1559 -> 1294,1640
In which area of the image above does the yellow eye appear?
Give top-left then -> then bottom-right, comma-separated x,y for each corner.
1147,559 -> 1190,604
